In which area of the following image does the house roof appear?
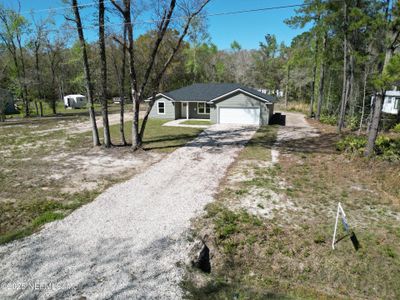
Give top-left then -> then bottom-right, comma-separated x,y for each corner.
159,83 -> 277,103
385,90 -> 400,96
64,94 -> 85,98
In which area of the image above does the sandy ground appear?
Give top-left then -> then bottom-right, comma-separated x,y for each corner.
0,124 -> 257,299
271,111 -> 320,163
1,112 -> 141,133
0,112 -> 156,194
230,112 -> 319,219
69,112 -> 141,133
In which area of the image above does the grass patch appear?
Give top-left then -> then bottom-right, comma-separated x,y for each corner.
31,211 -> 64,227
239,125 -> 277,161
276,101 -> 309,114
94,119 -> 202,152
180,120 -> 213,126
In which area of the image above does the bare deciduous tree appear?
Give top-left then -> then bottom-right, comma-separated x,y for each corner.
99,0 -> 112,147
111,0 -> 210,150
69,0 -> 101,147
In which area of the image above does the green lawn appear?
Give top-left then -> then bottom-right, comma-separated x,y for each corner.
97,118 -> 203,152
180,120 -> 213,126
0,117 -> 202,245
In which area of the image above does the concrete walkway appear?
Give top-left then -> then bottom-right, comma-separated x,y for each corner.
162,119 -> 211,128
0,124 -> 257,300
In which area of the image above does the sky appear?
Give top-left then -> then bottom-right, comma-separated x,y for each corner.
1,0 -> 309,50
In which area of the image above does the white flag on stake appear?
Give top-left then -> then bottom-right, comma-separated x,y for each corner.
332,202 -> 347,250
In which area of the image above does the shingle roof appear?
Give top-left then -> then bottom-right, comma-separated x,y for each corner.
162,83 -> 277,103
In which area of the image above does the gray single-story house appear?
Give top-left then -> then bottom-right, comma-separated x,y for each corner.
147,83 -> 277,125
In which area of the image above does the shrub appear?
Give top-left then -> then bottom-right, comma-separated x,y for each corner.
336,135 -> 400,160
393,123 -> 400,133
346,116 -> 359,131
375,136 -> 400,160
319,114 -> 337,126
32,211 -> 64,227
336,136 -> 367,154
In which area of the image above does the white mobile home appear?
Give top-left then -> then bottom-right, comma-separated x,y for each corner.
371,91 -> 400,115
382,90 -> 400,115
63,94 -> 87,109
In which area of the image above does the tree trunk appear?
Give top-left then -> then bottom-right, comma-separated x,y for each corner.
365,92 -> 383,156
99,0 -> 112,147
326,75 -> 332,114
139,93 -> 156,140
316,32 -> 327,120
348,55 -> 355,118
284,64 -> 290,108
119,94 -> 127,146
16,35 -> 29,117
338,1 -> 348,133
365,41 -> 395,156
309,22 -> 321,118
52,98 -> 57,114
72,0 -> 100,147
358,69 -> 368,134
34,101 -> 39,116
49,61 -> 57,115
34,43 -> 44,118
113,0 -> 141,149
110,29 -> 128,145
126,12 -> 141,150
119,28 -> 128,145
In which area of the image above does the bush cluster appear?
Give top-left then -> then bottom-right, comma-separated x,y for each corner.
320,114 -> 360,131
346,116 -> 359,131
319,114 -> 337,126
393,123 -> 400,133
336,135 -> 400,161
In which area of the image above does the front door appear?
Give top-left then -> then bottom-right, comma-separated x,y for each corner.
181,102 -> 188,119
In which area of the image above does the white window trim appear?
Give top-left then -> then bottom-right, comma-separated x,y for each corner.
157,101 -> 166,114
197,102 -> 210,115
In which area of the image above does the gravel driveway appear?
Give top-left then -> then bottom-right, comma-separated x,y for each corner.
0,124 -> 257,299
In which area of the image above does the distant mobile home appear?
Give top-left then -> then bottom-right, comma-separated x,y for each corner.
63,94 -> 87,109
371,91 -> 400,115
382,90 -> 400,115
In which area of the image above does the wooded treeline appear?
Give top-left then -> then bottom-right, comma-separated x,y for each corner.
1,0 -> 399,154
284,0 -> 400,156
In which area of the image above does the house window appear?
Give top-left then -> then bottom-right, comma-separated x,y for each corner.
157,101 -> 165,114
198,102 -> 210,114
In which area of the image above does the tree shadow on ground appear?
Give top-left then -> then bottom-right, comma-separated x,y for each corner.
275,129 -> 340,155
143,127 -> 257,151
144,124 -> 339,155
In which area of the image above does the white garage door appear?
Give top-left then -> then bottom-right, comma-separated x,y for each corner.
219,107 -> 260,125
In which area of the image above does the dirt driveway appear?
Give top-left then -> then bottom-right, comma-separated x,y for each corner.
0,124 -> 257,299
